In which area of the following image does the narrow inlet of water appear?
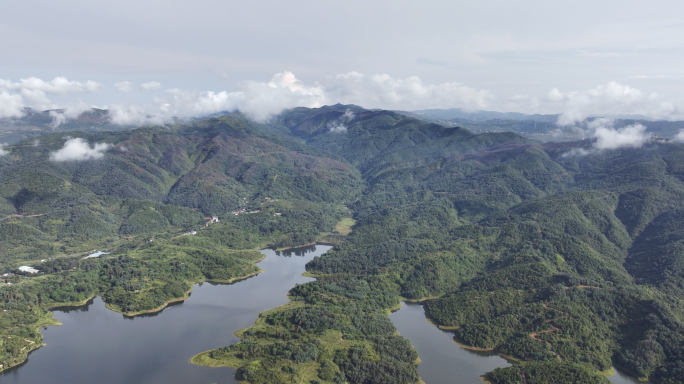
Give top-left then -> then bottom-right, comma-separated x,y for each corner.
389,302 -> 512,384
389,302 -> 646,384
1,245 -> 330,384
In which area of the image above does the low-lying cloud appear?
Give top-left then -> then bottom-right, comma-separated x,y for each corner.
3,74 -> 684,130
328,121 -> 347,133
49,138 -> 111,161
590,118 -> 650,150
0,143 -> 8,156
327,109 -> 355,133
509,81 -> 684,126
562,118 -> 651,156
0,76 -> 100,119
0,72 -> 494,124
48,100 -> 92,127
0,91 -> 24,118
107,71 -> 493,124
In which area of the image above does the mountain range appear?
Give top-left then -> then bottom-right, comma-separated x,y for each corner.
1,105 -> 684,383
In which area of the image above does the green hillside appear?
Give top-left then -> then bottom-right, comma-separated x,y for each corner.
0,113 -> 362,371
195,106 -> 684,384
3,105 -> 684,383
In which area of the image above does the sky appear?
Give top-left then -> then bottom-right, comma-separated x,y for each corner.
2,0 -> 684,125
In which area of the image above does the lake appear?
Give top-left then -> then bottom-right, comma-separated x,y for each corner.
1,245 -> 328,384
1,244 -> 646,384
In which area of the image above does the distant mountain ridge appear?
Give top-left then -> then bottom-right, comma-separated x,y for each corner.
409,108 -> 560,122
409,107 -> 658,122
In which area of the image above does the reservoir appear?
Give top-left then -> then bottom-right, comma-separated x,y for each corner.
1,245 -> 328,384
2,243 -> 645,384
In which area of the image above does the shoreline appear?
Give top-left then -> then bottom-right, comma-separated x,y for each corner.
108,251 -> 269,317
0,251 -> 271,373
0,309 -> 64,373
109,268 -> 267,318
423,313 -> 648,382
190,245 -> 335,369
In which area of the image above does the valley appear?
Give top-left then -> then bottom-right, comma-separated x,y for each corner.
1,105 -> 684,383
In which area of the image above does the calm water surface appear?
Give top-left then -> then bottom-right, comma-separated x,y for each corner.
389,302 -> 645,384
3,244 -> 646,384
390,302 -> 512,384
1,245 -> 330,384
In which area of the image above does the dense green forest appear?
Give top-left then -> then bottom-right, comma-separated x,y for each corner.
197,105 -> 684,384
3,104 -> 684,383
0,113 -> 362,371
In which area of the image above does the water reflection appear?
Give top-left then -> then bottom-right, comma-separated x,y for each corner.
276,244 -> 319,257
1,245 -> 330,384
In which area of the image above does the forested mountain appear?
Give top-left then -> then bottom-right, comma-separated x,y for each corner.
3,105 -> 684,383
0,108 -> 130,144
0,113 -> 361,371
196,106 -> 684,384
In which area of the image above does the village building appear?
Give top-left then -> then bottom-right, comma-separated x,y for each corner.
18,266 -> 39,274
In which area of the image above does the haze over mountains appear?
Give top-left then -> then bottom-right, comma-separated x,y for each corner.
3,105 -> 684,147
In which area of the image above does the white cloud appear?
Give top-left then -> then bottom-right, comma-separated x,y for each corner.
163,71 -> 490,123
108,71 -> 326,124
673,130 -> 684,143
327,108 -> 355,133
562,118 -> 651,156
48,100 -> 93,127
589,119 -> 650,150
238,72 -> 326,121
328,72 -> 492,111
0,90 -> 24,118
0,76 -> 99,119
328,121 -> 347,133
0,143 -> 8,156
5,74 -> 683,133
555,82 -> 652,125
107,104 -> 168,126
508,81 -> 684,125
114,81 -> 133,92
49,138 -> 111,161
140,81 -> 162,91
49,110 -> 67,127
0,76 -> 100,94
